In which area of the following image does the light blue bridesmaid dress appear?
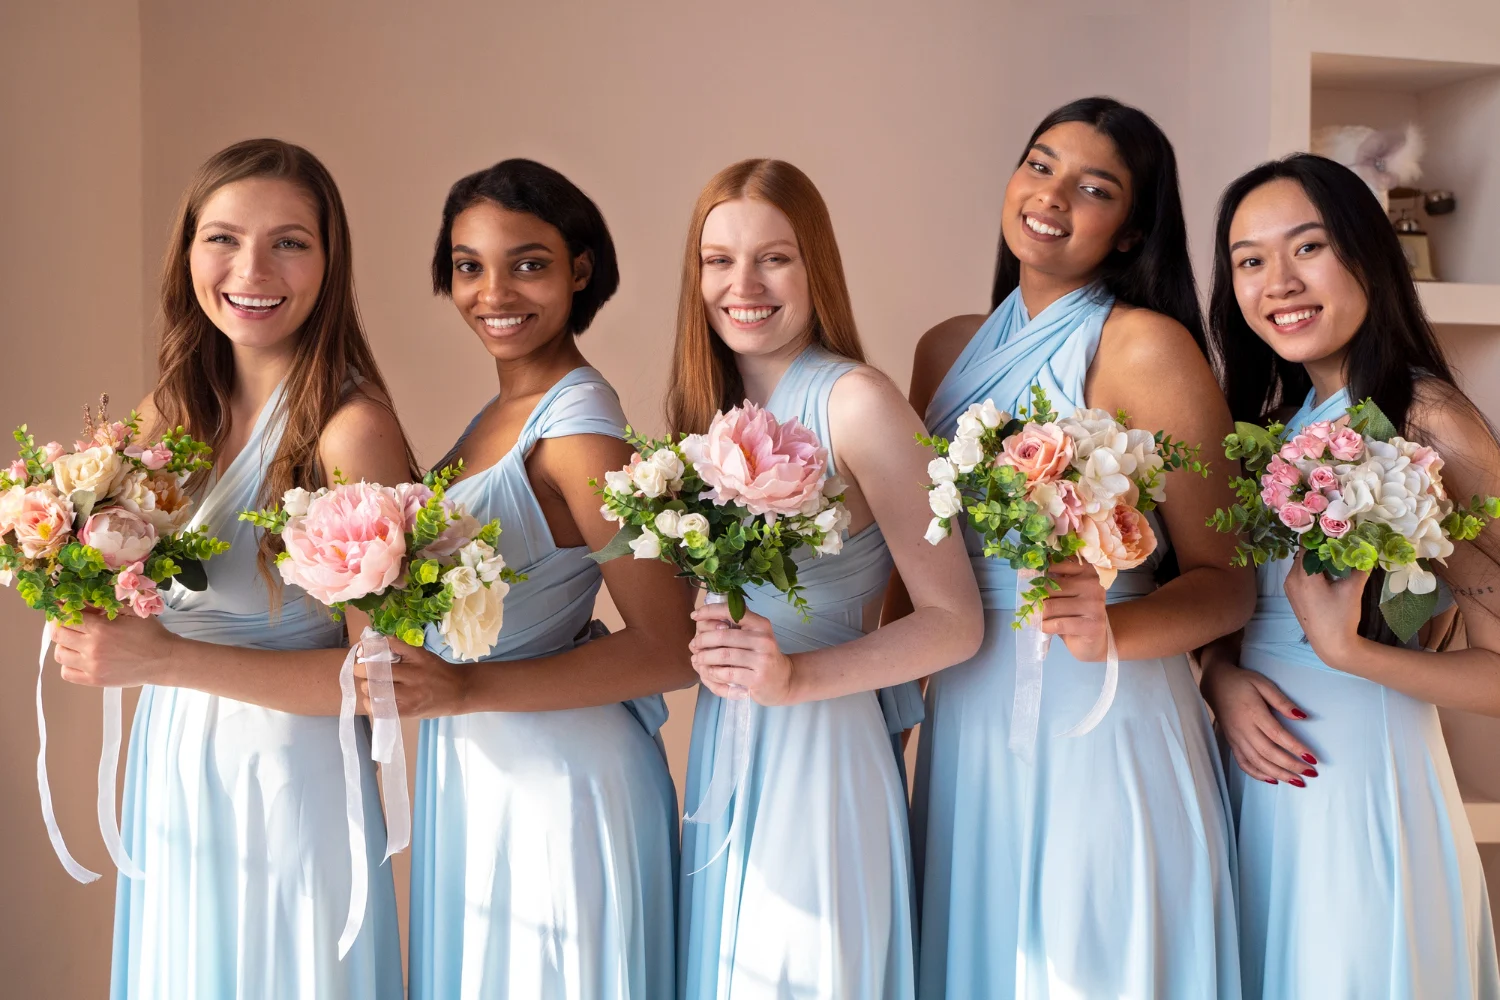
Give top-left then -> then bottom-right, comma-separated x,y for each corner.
678,344 -> 924,1000
112,381 -> 402,999
912,284 -> 1241,999
409,366 -> 678,1000
1228,385 -> 1500,998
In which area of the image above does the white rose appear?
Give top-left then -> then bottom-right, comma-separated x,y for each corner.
977,400 -> 1008,429
282,487 -> 314,517
600,503 -> 622,524
927,458 -> 957,484
924,517 -> 951,545
440,575 -> 506,661
947,436 -> 984,474
822,475 -> 847,499
677,512 -> 710,538
442,564 -> 481,599
52,445 -> 125,499
629,530 -> 662,559
956,413 -> 986,439
929,481 -> 963,518
459,539 -> 508,583
813,507 -> 850,556
648,449 -> 685,485
629,460 -> 668,498
604,469 -> 634,495
654,509 -> 683,537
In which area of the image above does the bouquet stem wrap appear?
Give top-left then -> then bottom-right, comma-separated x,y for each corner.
682,591 -> 755,875
1007,568 -> 1120,761
35,623 -> 144,884
333,626 -> 410,959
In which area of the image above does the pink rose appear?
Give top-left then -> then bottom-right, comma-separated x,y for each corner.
7,460 -> 27,481
1028,478 -> 1088,538
1284,433 -> 1328,461
277,482 -> 407,604
1327,427 -> 1365,462
998,422 -> 1075,484
1307,465 -> 1338,492
679,402 -> 827,517
10,484 -> 74,559
124,442 -> 173,471
114,561 -> 165,617
1302,492 -> 1329,514
1077,500 -> 1157,588
80,508 -> 158,569
1260,480 -> 1293,511
420,507 -> 481,559
1265,456 -> 1301,489
42,442 -> 65,464
1301,420 -> 1334,443
1277,502 -> 1315,533
1319,514 -> 1351,539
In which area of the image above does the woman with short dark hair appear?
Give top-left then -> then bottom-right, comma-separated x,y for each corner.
393,158 -> 693,999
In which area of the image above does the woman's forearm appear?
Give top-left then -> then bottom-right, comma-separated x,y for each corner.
1108,566 -> 1255,662
158,637 -> 350,715
786,603 -> 981,705
1319,635 -> 1500,716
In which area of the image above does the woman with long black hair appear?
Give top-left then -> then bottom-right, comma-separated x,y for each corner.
897,97 -> 1253,998
1202,153 -> 1500,999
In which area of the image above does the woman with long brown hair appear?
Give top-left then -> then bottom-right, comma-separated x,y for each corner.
673,159 -> 982,1000
53,139 -> 414,998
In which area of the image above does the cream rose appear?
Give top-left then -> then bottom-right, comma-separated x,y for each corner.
439,566 -> 506,661
52,445 -> 125,499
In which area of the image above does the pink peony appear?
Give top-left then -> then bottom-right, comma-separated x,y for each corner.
1028,478 -> 1088,538
124,442 -> 173,471
998,422 -> 1075,484
1277,502 -> 1315,533
1307,465 -> 1339,492
114,561 -> 165,617
1319,514 -> 1351,539
0,485 -> 25,535
42,442 -> 65,464
10,484 -> 74,559
1260,480 -> 1293,511
7,460 -> 27,481
277,482 -> 407,604
679,402 -> 827,517
80,508 -> 158,569
1077,500 -> 1157,588
1327,427 -> 1365,462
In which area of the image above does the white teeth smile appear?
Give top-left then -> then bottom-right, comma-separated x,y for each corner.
1273,308 -> 1319,327
226,294 -> 284,308
728,307 -> 776,323
1025,216 -> 1068,237
483,316 -> 528,330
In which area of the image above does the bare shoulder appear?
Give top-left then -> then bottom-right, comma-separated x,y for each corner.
829,363 -> 916,425
1099,302 -> 1203,369
319,394 -> 411,483
908,313 -> 987,414
1410,377 -> 1499,460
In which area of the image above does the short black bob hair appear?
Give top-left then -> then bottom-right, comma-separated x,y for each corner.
431,158 -> 620,335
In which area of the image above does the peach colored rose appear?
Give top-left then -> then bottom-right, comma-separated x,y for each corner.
81,509 -> 158,569
1327,427 -> 1365,462
11,484 -> 74,559
114,561 -> 165,617
680,402 -> 827,517
278,482 -> 407,605
115,470 -> 194,535
1077,501 -> 1156,589
998,423 -> 1074,484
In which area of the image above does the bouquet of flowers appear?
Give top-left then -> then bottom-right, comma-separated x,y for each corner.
1210,397 -> 1498,642
591,401 -> 849,859
241,463 -> 523,955
0,396 -> 227,886
590,401 -> 850,621
922,387 -> 1206,758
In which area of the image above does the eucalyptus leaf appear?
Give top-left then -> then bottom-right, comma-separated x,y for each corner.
585,523 -> 643,564
1378,576 -> 1438,644
70,489 -> 97,530
1349,398 -> 1398,442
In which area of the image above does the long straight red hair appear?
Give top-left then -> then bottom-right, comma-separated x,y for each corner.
666,159 -> 865,435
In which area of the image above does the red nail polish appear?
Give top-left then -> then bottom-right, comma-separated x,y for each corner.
1289,778 -> 1306,788
1291,709 -> 1308,720
1302,753 -> 1318,765
1264,779 -> 1278,785
1302,769 -> 1318,778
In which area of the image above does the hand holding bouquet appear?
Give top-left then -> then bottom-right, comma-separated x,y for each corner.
1210,398 -> 1498,642
922,387 -> 1206,758
242,463 -> 523,956
0,396 -> 228,885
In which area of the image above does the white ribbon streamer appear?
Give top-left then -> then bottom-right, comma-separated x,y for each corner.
1008,568 -> 1120,760
683,591 -> 757,876
36,623 -> 102,883
335,636 -> 367,959
98,684 -> 144,880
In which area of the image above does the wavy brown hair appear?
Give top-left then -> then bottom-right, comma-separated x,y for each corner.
151,138 -> 417,579
666,159 -> 865,435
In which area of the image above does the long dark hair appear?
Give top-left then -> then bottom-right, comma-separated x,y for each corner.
992,96 -> 1206,352
1207,153 -> 1486,645
1207,153 -> 1456,431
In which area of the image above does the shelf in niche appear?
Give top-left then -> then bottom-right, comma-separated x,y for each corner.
1418,282 -> 1500,327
